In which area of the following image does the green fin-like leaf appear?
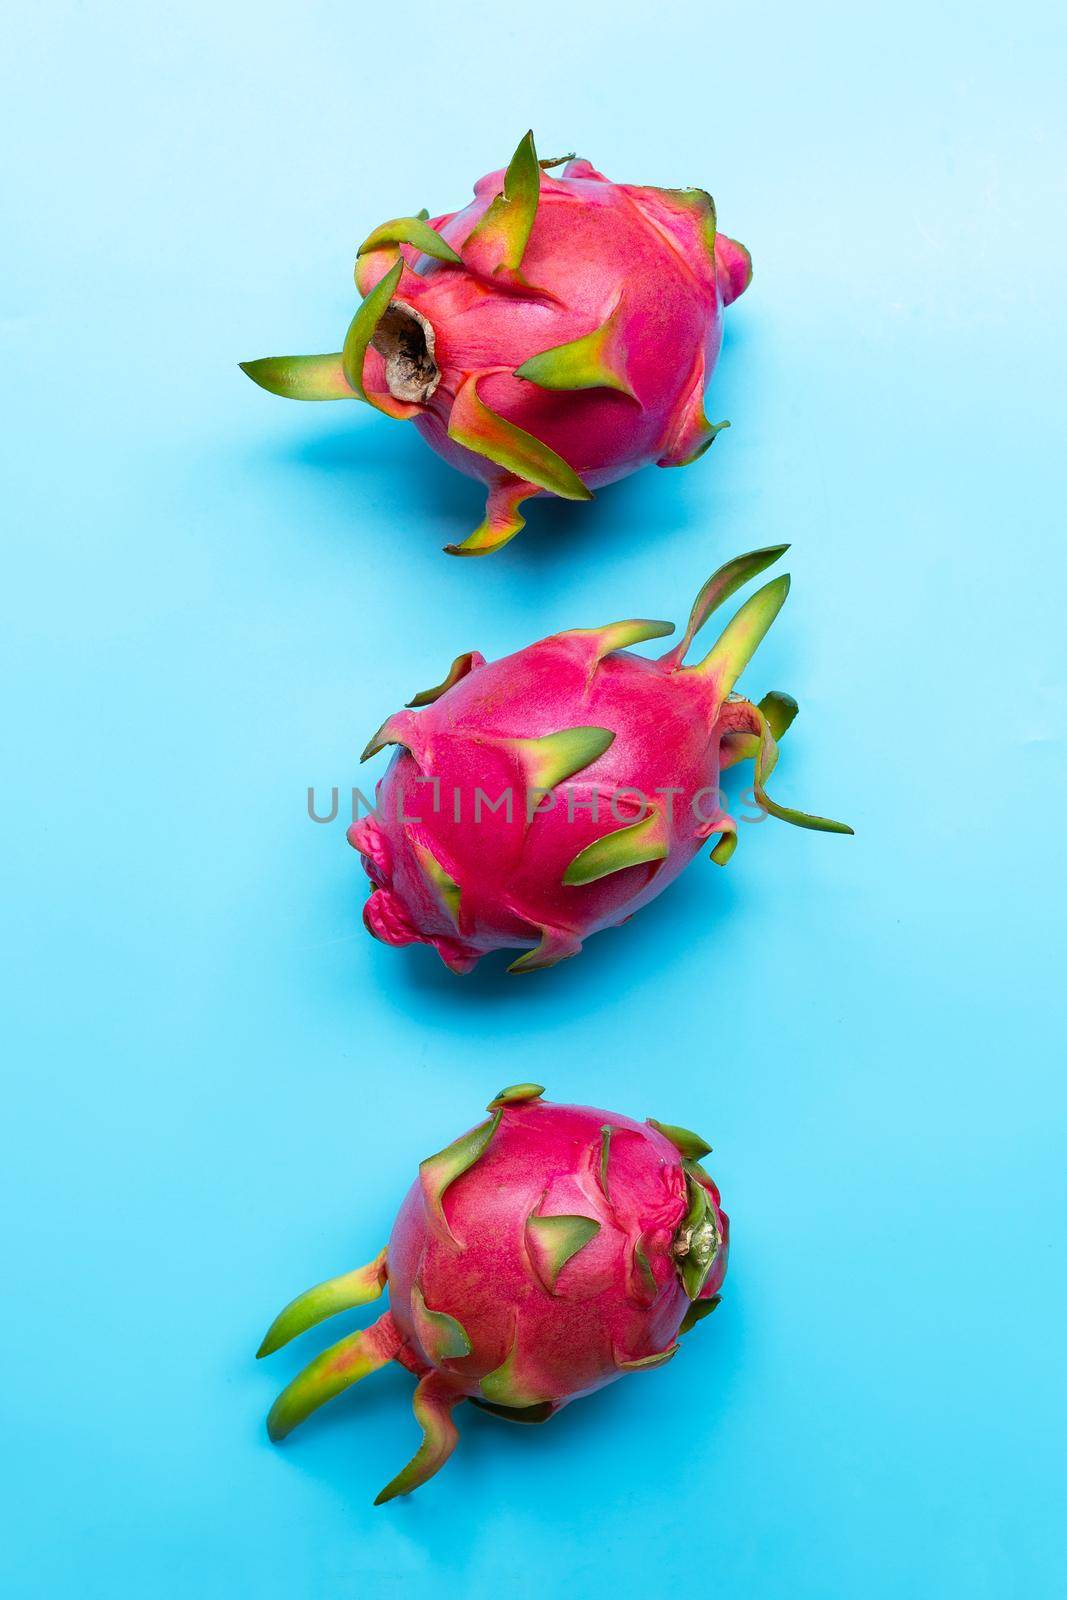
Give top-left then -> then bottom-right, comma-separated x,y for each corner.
661,546 -> 790,668
625,184 -> 717,266
406,652 -> 484,707
357,215 -> 461,264
752,708 -> 854,835
409,836 -> 462,927
656,356 -> 730,467
565,618 -> 675,664
675,416 -> 728,467
655,336 -> 728,468
758,690 -> 799,742
360,712 -> 412,763
598,1125 -> 612,1201
632,1240 -> 658,1303
679,1295 -> 721,1336
480,1331 -> 544,1408
444,476 -> 537,557
265,1315 -> 400,1441
486,1083 -> 545,1110
464,130 -> 541,277
373,1375 -> 462,1504
718,732 -> 759,770
515,303 -> 635,397
538,153 -> 575,169
647,1119 -> 712,1160
616,1343 -> 679,1372
525,1212 -> 601,1293
239,353 -> 354,402
447,376 -> 591,502
510,725 -> 615,791
563,810 -> 668,887
410,1284 -> 472,1364
693,574 -> 791,697
710,828 -> 738,866
506,926 -> 582,974
671,186 -> 717,254
419,1112 -> 502,1237
342,258 -> 404,402
256,1248 -> 388,1358
722,692 -> 798,769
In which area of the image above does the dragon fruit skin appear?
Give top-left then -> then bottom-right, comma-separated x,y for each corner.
348,546 -> 852,975
256,1084 -> 729,1503
241,132 -> 752,555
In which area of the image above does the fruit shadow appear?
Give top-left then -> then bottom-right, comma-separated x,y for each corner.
254,1290 -> 740,1522
239,298 -> 756,584
371,822 -> 748,1020
271,317 -> 754,582
279,422 -> 685,573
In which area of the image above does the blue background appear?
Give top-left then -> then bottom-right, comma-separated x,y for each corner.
3,3 -> 1065,1595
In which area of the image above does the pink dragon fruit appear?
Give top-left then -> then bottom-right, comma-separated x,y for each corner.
257,1083 -> 729,1503
241,131 -> 752,554
348,545 -> 852,974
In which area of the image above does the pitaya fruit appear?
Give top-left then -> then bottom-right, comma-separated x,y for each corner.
348,545 -> 852,975
257,1083 -> 729,1503
241,131 -> 752,555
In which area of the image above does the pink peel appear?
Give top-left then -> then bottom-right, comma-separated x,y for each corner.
257,1087 -> 730,1502
349,547 -> 852,974
242,131 -> 753,555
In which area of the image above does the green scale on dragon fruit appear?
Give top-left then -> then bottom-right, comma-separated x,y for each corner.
350,546 -> 852,974
257,1085 -> 730,1503
242,131 -> 753,554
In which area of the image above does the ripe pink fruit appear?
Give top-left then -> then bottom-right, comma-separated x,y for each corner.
348,545 -> 852,975
241,131 -> 753,554
257,1084 -> 729,1503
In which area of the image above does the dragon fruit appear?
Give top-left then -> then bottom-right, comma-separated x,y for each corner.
241,131 -> 752,554
348,545 -> 852,974
257,1083 -> 729,1503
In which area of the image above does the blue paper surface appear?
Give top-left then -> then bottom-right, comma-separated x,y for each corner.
3,3 -> 1064,1594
